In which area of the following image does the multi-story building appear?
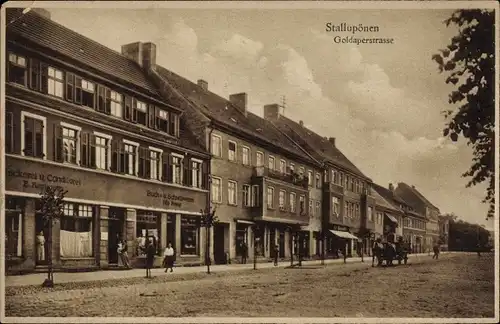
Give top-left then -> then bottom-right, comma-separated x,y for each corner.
4,9 -> 211,273
395,183 -> 441,253
268,115 -> 375,258
371,185 -> 403,250
438,215 -> 451,251
117,41 -> 325,263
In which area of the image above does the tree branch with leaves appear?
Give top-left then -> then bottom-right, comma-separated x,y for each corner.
199,206 -> 218,274
432,9 -> 495,219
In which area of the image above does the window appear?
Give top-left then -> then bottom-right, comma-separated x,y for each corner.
308,170 -> 313,186
211,177 -> 222,203
309,199 -> 314,216
90,133 -> 111,170
242,147 -> 250,165
251,185 -> 260,207
136,212 -> 161,256
299,167 -> 305,175
332,197 -> 340,215
316,173 -> 321,188
5,212 -> 22,257
279,160 -> 286,174
47,67 -> 64,98
155,108 -> 169,133
267,187 -> 275,209
279,190 -> 286,211
211,134 -> 222,157
299,196 -> 305,214
54,123 -> 80,164
355,204 -> 360,219
268,156 -> 275,170
60,203 -> 93,258
172,155 -> 183,184
256,152 -> 264,167
368,207 -> 373,222
228,181 -> 237,205
110,91 -> 123,118
242,185 -> 251,207
339,172 -> 344,187
191,160 -> 202,188
235,223 -> 248,257
181,216 -> 199,255
315,201 -> 321,218
289,163 -> 295,173
228,141 -> 237,162
167,112 -> 180,137
290,193 -> 296,213
77,77 -> 95,108
134,100 -> 148,126
332,170 -> 338,184
122,142 -> 138,175
145,148 -> 162,181
21,112 -> 46,159
8,52 -> 27,86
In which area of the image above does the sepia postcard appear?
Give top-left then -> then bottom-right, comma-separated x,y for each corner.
0,1 -> 499,323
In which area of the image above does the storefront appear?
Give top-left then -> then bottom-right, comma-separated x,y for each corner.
328,224 -> 359,258
5,156 -> 209,273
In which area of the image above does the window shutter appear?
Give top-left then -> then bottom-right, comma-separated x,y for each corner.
111,140 -> 119,173
97,85 -> 106,112
40,63 -> 48,93
148,105 -> 156,129
119,142 -> 126,173
124,96 -> 132,121
201,161 -> 209,189
131,98 -> 138,122
80,132 -> 89,167
89,134 -> 97,168
29,58 -> 40,91
183,156 -> 190,186
105,88 -> 111,114
138,147 -> 146,178
74,76 -> 82,104
161,152 -> 171,182
53,124 -> 63,162
65,72 -> 74,102
5,111 -> 14,154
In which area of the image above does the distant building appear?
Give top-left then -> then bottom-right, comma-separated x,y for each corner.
438,215 -> 451,251
371,184 -> 406,244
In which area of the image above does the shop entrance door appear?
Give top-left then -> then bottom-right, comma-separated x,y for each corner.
35,213 -> 50,266
213,223 -> 227,264
108,209 -> 124,265
270,229 -> 276,258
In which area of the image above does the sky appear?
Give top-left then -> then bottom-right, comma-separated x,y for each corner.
44,6 -> 494,229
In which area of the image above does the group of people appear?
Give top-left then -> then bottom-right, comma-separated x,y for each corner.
238,241 -> 281,266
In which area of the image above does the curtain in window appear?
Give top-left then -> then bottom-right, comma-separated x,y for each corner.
60,227 -> 92,258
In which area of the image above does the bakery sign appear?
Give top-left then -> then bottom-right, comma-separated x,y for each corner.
6,168 -> 82,191
146,190 -> 195,208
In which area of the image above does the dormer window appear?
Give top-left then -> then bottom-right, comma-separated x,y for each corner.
156,108 -> 169,133
7,52 -> 27,86
74,77 -> 95,108
134,100 -> 148,126
169,113 -> 180,137
110,91 -> 123,118
46,66 -> 64,98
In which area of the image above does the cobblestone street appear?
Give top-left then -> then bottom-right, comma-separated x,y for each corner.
4,253 -> 495,318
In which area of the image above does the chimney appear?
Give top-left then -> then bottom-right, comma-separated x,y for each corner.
389,183 -> 394,192
197,79 -> 208,91
121,42 -> 144,67
32,8 -> 52,20
229,93 -> 248,116
142,42 -> 157,70
299,120 -> 304,127
264,104 -> 280,120
328,137 -> 336,146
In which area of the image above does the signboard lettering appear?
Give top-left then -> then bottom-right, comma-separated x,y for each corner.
6,168 -> 82,191
146,190 -> 195,208
333,225 -> 349,232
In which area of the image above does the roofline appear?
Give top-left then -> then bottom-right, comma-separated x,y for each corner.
398,182 -> 440,210
7,37 -> 178,111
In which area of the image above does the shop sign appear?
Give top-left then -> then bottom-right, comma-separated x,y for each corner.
6,169 -> 82,191
333,225 -> 349,232
146,190 -> 195,208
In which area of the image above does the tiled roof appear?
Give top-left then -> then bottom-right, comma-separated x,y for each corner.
271,116 -> 367,178
6,9 -> 162,98
372,183 -> 408,207
155,66 -> 318,166
397,183 -> 440,211
371,188 -> 401,213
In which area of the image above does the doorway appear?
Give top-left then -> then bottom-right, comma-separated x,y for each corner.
35,213 -> 50,265
108,208 -> 124,265
279,230 -> 285,258
213,223 -> 227,264
270,229 -> 276,258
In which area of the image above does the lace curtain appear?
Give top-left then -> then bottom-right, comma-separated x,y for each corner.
60,227 -> 93,258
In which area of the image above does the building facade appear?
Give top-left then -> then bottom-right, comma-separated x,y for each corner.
4,9 -> 210,273
395,183 -> 441,252
117,40 -> 325,263
371,184 -> 405,244
267,114 -> 375,259
438,215 -> 451,251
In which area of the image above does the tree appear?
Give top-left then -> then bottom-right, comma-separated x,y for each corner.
432,9 -> 495,219
39,185 -> 67,287
199,206 -> 218,274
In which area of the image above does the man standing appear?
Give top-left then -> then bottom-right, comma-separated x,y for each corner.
273,244 -> 279,266
241,241 -> 248,264
432,243 -> 440,259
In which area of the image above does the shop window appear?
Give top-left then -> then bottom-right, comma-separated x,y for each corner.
254,226 -> 265,257
181,216 -> 199,256
8,52 -> 27,86
136,212 -> 161,256
5,212 -> 22,258
60,203 -> 93,258
22,112 -> 46,159
235,224 -> 248,257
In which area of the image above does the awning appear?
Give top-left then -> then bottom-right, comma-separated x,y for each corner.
329,230 -> 359,240
235,219 -> 255,225
384,213 -> 399,224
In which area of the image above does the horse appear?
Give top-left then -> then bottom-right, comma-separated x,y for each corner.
372,242 -> 384,267
372,242 -> 397,267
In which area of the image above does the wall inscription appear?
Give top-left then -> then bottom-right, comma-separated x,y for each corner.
7,169 -> 82,191
146,190 -> 195,208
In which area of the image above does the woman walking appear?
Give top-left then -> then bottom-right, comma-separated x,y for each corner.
145,239 -> 156,278
120,240 -> 132,269
163,242 -> 175,273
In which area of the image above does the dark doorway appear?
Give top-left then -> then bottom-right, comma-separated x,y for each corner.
270,229 -> 276,258
166,214 -> 176,251
213,223 -> 227,264
108,208 -> 124,264
35,213 -> 50,265
279,230 -> 285,258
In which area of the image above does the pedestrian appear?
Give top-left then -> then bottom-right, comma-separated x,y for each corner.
432,243 -> 440,259
241,241 -> 248,264
145,239 -> 156,278
163,242 -> 175,273
273,244 -> 279,266
36,231 -> 45,262
120,240 -> 132,269
117,240 -> 124,266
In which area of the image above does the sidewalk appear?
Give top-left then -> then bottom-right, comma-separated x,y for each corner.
4,252 -> 445,287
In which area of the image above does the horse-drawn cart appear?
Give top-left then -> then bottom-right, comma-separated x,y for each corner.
372,238 -> 409,267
